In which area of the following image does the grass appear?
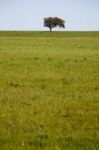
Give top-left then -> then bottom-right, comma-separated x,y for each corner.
0,31 -> 99,150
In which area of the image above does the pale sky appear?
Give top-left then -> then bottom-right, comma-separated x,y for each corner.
0,0 -> 99,31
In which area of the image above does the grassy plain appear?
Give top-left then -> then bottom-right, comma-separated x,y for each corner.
0,31 -> 99,150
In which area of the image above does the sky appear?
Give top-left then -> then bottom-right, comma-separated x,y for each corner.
0,0 -> 99,31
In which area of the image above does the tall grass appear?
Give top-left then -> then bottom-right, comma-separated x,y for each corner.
0,31 -> 99,150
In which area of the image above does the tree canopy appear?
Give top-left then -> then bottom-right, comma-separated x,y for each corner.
44,17 -> 65,32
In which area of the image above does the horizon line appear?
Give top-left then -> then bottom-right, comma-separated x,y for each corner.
0,30 -> 99,32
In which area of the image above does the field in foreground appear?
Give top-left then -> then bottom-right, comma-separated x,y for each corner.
0,31 -> 99,150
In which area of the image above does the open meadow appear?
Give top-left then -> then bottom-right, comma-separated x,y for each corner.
0,31 -> 99,150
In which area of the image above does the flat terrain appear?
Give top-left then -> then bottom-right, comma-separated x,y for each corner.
0,31 -> 99,150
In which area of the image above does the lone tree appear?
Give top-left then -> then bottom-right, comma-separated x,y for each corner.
44,17 -> 65,32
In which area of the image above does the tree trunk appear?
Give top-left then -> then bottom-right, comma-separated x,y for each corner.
49,27 -> 52,32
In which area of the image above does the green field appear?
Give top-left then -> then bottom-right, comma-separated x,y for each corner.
0,31 -> 99,150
